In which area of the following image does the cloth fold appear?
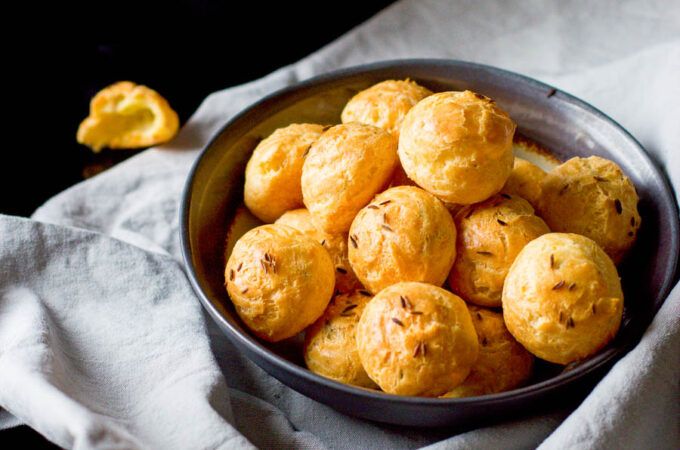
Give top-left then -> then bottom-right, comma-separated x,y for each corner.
1,0 -> 679,448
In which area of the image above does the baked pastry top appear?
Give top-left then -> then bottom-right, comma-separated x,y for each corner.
501,157 -> 547,209
244,123 -> 325,223
356,282 -> 478,396
538,156 -> 641,264
304,290 -> 377,388
275,208 -> 363,294
225,224 -> 335,342
341,79 -> 432,140
502,232 -> 624,364
302,122 -> 398,233
442,305 -> 534,398
448,194 -> 550,307
348,186 -> 457,294
398,90 -> 516,204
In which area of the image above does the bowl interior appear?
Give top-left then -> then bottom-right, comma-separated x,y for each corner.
181,60 -> 679,425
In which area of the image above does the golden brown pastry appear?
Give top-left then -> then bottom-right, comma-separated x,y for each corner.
301,123 -> 398,233
356,282 -> 478,396
77,81 -> 179,152
225,224 -> 335,342
501,157 -> 547,209
341,79 -> 432,140
441,306 -> 534,398
502,233 -> 624,365
398,91 -> 516,204
275,208 -> 362,293
448,194 -> 550,307
303,290 -> 377,388
348,186 -> 457,294
537,156 -> 641,264
244,123 -> 325,223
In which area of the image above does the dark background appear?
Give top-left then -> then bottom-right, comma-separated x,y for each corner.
4,1 -> 395,446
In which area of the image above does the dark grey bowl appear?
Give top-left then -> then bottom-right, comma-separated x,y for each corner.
180,60 -> 679,427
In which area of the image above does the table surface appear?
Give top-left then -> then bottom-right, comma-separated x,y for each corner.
3,1 -> 394,445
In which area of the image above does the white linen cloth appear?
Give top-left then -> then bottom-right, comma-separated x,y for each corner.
2,0 -> 679,448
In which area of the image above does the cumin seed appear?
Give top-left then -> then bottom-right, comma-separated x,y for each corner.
477,251 -> 493,256
497,219 -> 507,226
367,205 -> 379,210
567,317 -> 575,328
229,269 -> 234,280
614,199 -> 622,214
342,304 -> 358,313
379,200 -> 392,206
392,318 -> 404,327
559,184 -> 570,195
552,280 -> 565,290
482,337 -> 488,346
550,254 -> 555,269
594,176 -> 608,182
350,235 -> 358,248
568,282 -> 576,291
410,311 -> 423,315
592,304 -> 597,314
465,209 -> 474,219
547,88 -> 556,97
237,262 -> 243,271
500,193 -> 511,199
381,224 -> 394,232
358,290 -> 371,296
336,267 -> 347,274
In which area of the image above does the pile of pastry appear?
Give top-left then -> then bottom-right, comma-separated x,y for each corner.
225,80 -> 640,397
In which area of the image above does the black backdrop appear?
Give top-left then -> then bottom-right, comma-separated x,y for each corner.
3,1 -> 395,445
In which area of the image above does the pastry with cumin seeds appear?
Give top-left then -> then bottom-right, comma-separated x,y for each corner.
348,186 -> 457,294
502,233 -> 624,365
537,156 -> 641,264
448,194 -> 550,307
276,208 -> 362,294
304,290 -> 377,389
441,305 -> 534,398
225,224 -> 335,342
356,282 -> 478,397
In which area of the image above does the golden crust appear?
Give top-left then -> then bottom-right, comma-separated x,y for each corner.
301,123 -> 398,233
341,79 -> 432,140
448,194 -> 550,307
537,156 -> 641,264
225,224 -> 335,342
398,91 -> 516,204
244,124 -> 325,223
348,186 -> 457,294
442,306 -> 534,398
356,282 -> 478,396
303,290 -> 377,388
501,157 -> 547,209
502,233 -> 624,365
275,208 -> 363,293
77,81 -> 179,152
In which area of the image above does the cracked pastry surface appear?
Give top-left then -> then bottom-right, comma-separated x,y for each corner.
356,282 -> 478,396
501,157 -> 547,209
448,194 -> 550,307
537,156 -> 640,264
302,122 -> 398,234
348,186 -> 457,294
398,90 -> 516,204
304,290 -> 377,388
225,224 -> 335,342
341,79 -> 432,140
244,123 -> 325,223
502,233 -> 624,365
275,208 -> 362,294
442,305 -> 534,398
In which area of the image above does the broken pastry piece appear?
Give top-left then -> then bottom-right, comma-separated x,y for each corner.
77,81 -> 179,152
